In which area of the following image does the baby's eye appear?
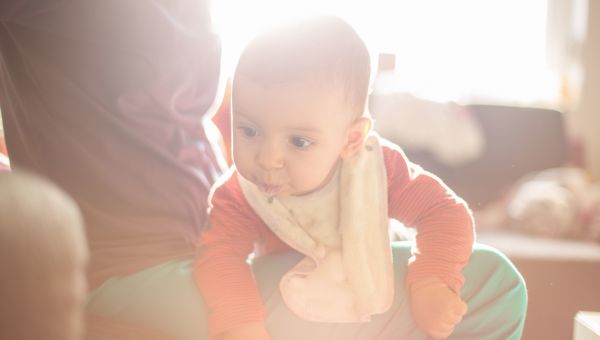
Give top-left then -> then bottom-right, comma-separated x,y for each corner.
238,126 -> 258,138
289,136 -> 312,149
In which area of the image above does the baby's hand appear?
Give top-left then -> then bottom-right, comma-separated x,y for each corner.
219,322 -> 270,340
409,277 -> 467,339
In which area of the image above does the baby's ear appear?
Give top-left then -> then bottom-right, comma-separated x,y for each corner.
341,117 -> 372,159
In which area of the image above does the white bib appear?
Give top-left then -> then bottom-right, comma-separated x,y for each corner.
238,135 -> 394,322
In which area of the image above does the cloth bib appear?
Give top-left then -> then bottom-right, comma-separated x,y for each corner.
238,135 -> 394,322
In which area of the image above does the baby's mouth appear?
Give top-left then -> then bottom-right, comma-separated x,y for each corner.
258,183 -> 282,195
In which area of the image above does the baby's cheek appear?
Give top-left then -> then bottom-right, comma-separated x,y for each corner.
232,147 -> 252,172
303,166 -> 331,191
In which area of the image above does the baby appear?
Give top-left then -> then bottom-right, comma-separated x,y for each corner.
195,16 -> 473,340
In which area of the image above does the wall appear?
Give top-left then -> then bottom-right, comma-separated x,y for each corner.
576,0 -> 600,179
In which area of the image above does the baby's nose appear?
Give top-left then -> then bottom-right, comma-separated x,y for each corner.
257,141 -> 285,169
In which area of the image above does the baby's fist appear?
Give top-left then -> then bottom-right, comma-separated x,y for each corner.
409,277 -> 467,339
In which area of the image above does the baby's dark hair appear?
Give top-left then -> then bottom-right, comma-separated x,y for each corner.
234,15 -> 371,117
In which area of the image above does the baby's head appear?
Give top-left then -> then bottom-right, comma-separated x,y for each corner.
232,15 -> 372,197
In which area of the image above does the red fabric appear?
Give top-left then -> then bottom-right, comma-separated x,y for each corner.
212,80 -> 233,167
195,141 -> 474,338
0,1 -> 223,288
0,135 -> 7,157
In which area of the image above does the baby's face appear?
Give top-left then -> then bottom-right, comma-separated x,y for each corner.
232,76 -> 355,197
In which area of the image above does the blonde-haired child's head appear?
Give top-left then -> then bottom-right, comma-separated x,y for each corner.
0,171 -> 88,340
231,15 -> 372,197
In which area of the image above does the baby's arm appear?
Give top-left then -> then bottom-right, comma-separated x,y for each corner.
383,143 -> 474,338
194,175 -> 269,340
216,322 -> 270,340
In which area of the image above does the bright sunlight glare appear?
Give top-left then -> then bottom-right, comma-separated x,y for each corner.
213,0 -> 555,103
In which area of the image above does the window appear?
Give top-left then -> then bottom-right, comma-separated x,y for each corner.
214,0 -> 556,104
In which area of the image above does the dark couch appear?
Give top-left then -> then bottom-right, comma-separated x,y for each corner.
401,105 -> 568,209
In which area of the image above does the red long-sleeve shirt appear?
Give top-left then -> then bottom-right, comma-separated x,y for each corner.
195,141 -> 474,338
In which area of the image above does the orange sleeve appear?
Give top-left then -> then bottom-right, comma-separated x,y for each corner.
194,171 -> 266,338
382,141 -> 474,293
